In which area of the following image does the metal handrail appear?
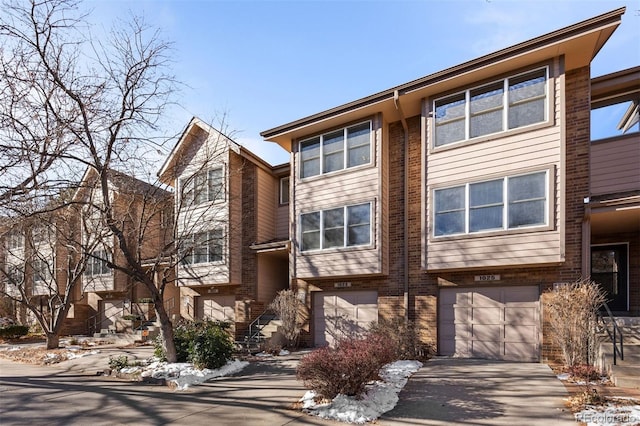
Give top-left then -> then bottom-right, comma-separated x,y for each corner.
245,309 -> 277,343
86,303 -> 125,335
597,301 -> 624,365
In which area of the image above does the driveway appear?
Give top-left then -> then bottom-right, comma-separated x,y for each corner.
0,347 -> 576,425
379,357 -> 576,425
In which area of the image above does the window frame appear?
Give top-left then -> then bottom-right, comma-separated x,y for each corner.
432,170 -> 550,238
300,202 -> 372,252
299,121 -> 373,179
32,258 -> 52,283
180,228 -> 225,266
279,176 -> 290,205
180,165 -> 226,207
84,250 -> 111,277
7,231 -> 23,250
433,66 -> 549,148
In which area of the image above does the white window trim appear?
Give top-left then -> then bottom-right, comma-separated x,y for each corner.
300,202 -> 373,252
433,170 -> 549,237
299,121 -> 373,179
433,66 -> 549,148
180,228 -> 226,266
85,250 -> 112,277
279,176 -> 290,205
179,165 -> 226,207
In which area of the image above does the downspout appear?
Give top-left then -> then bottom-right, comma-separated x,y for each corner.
394,90 -> 410,323
582,197 -> 591,278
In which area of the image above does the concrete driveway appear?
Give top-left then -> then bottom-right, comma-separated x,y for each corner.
0,347 -> 576,425
379,357 -> 576,426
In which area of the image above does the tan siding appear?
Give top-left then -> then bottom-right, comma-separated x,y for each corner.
425,64 -> 563,271
256,254 -> 288,303
255,169 -> 276,242
294,119 -> 383,278
591,135 -> 640,196
276,205 -> 289,239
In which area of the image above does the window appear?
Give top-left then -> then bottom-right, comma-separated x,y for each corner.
434,67 -> 548,147
6,265 -> 24,284
280,177 -> 290,205
7,231 -> 23,250
32,259 -> 51,283
32,226 -> 51,244
300,122 -> 371,178
85,250 -> 110,276
181,229 -> 224,265
181,167 -> 225,206
300,203 -> 371,251
434,171 -> 547,236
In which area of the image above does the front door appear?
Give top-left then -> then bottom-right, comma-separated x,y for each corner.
591,244 -> 628,312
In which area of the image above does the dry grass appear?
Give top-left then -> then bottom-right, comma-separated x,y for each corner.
0,346 -> 74,364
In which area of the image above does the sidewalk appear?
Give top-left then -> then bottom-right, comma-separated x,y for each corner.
1,346 -> 579,425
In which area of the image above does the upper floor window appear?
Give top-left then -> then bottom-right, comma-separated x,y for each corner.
434,67 -> 548,147
85,250 -> 111,276
6,265 -> 24,284
7,231 -> 23,250
280,177 -> 290,205
32,225 -> 51,244
180,229 -> 224,265
434,171 -> 548,236
181,167 -> 225,206
300,121 -> 372,178
33,258 -> 51,283
300,202 -> 371,251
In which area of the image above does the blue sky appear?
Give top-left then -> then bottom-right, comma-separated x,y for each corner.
86,0 -> 640,166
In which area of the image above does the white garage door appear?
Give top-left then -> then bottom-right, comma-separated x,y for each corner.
197,295 -> 236,322
313,291 -> 378,347
439,286 -> 540,361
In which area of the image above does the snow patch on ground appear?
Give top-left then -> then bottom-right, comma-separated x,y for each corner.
125,359 -> 250,390
575,400 -> 640,426
300,360 -> 422,424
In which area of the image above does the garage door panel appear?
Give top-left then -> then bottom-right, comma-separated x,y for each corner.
505,343 -> 538,361
472,307 -> 501,322
505,307 -> 537,323
472,324 -> 501,341
505,325 -> 538,341
439,286 -> 540,361
313,291 -> 378,347
472,340 -> 501,358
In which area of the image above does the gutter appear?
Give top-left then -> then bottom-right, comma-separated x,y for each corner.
394,90 -> 410,323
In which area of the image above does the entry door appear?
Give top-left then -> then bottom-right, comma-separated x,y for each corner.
592,244 -> 628,312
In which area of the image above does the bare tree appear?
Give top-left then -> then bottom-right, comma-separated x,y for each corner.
0,0 -> 180,358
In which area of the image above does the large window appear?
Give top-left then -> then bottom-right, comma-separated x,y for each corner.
434,68 -> 548,147
434,171 -> 547,236
32,258 -> 51,283
300,122 -> 371,178
85,250 -> 111,276
7,231 -> 23,250
181,229 -> 224,265
300,203 -> 371,251
181,167 -> 225,206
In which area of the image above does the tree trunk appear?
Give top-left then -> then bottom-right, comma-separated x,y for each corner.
46,332 -> 60,350
153,293 -> 177,362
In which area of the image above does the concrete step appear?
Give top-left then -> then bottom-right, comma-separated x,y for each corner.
610,364 -> 640,389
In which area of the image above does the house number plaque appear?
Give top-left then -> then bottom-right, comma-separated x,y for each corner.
474,275 -> 500,282
334,282 -> 352,288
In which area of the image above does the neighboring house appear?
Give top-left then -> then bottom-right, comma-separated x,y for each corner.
158,117 -> 290,338
74,167 -> 178,334
260,8 -> 636,361
0,210 -> 89,334
589,66 -> 640,315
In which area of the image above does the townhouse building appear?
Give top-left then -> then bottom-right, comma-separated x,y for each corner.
158,117 -> 290,338
260,7 -> 638,361
74,167 -> 178,334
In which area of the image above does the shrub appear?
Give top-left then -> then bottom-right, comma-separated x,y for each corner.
368,317 -> 434,362
155,320 -> 234,370
0,324 -> 29,339
297,333 -> 397,399
569,364 -> 601,382
268,289 -> 304,348
109,355 -> 130,371
543,278 -> 606,368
